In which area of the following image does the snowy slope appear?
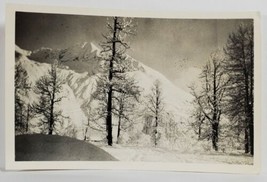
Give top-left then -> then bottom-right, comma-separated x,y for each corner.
16,45 -> 88,140
133,63 -> 193,116
16,134 -> 117,161
15,44 -> 194,146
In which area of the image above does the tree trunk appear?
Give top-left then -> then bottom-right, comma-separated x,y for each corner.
198,124 -> 201,140
49,96 -> 55,135
49,67 -> 57,135
48,111 -> 53,135
154,92 -> 159,146
212,122 -> 218,151
198,114 -> 204,140
249,36 -> 254,156
244,75 -> 250,154
244,127 -> 249,153
19,102 -> 23,131
84,127 -> 88,141
107,87 -> 113,146
106,17 -> 118,146
48,124 -> 53,135
249,120 -> 254,155
84,118 -> 90,141
154,116 -> 158,146
242,40 -> 252,154
25,104 -> 30,133
212,63 -> 219,151
117,115 -> 121,144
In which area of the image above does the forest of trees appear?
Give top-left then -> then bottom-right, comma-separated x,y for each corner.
190,23 -> 254,155
14,18 -> 254,155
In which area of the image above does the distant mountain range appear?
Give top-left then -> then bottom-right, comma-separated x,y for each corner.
28,42 -> 101,74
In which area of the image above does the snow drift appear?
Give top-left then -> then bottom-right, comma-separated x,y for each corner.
15,134 -> 117,161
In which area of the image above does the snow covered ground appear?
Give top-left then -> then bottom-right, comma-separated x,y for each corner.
97,144 -> 253,165
16,134 -> 117,161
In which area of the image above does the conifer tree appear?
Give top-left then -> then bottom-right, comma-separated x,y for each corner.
224,23 -> 254,155
95,17 -> 139,146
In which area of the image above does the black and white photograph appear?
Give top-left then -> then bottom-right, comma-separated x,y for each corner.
5,5 -> 261,173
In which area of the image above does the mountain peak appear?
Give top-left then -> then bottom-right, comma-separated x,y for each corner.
28,42 -> 101,75
15,45 -> 32,57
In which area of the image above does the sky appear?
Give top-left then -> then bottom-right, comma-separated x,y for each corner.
15,12 -> 252,83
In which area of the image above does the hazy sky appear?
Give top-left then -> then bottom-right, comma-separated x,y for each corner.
15,12 -> 251,82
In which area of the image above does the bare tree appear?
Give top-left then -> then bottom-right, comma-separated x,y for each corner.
33,61 -> 65,135
190,52 -> 229,151
82,96 -> 103,141
95,17 -> 137,146
164,112 -> 179,149
146,80 -> 164,146
190,108 -> 206,140
15,62 -> 31,134
113,80 -> 140,144
224,22 -> 254,155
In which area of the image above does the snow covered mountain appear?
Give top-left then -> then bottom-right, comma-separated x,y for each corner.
15,44 -> 194,149
16,45 -> 90,139
29,42 -> 101,75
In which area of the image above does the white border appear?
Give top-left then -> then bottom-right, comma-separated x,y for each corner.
5,4 -> 261,173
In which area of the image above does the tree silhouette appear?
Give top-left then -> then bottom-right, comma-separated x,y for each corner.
95,17 -> 138,146
15,62 -> 31,134
190,52 -> 229,151
33,62 -> 65,135
146,80 -> 165,146
224,23 -> 254,155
